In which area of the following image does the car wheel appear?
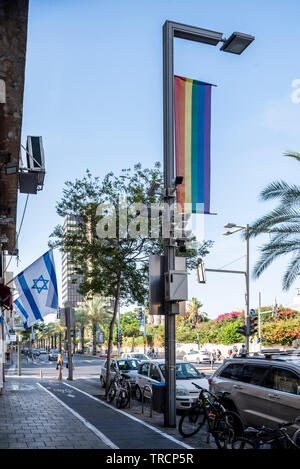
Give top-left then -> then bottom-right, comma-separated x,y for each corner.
135,385 -> 142,401
100,376 -> 105,388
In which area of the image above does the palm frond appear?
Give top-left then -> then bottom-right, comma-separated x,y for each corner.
284,151 -> 300,163
248,206 -> 300,238
282,253 -> 300,290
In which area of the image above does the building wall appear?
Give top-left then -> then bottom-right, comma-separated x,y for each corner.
61,215 -> 84,309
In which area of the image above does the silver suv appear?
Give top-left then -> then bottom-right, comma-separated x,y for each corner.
210,351 -> 300,431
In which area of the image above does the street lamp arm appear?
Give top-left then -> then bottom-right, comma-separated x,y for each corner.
205,268 -> 246,275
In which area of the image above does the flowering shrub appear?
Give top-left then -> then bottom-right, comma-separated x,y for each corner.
261,319 -> 300,345
214,311 -> 243,322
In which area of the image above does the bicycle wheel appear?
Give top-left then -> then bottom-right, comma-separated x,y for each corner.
232,437 -> 256,449
213,411 -> 244,450
178,404 -> 206,438
292,428 -> 300,449
106,382 -> 117,403
116,389 -> 129,408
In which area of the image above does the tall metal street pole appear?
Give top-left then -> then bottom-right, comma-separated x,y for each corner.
258,292 -> 262,352
162,20 -> 254,427
117,302 -> 121,356
17,335 -> 21,376
245,224 -> 250,353
163,21 -> 177,428
65,306 -> 73,381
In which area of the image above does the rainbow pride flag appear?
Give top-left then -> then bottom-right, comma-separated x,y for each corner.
174,75 -> 212,214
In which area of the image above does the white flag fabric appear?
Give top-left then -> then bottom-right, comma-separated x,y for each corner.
13,249 -> 58,327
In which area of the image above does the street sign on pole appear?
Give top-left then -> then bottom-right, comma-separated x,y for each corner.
250,309 -> 255,316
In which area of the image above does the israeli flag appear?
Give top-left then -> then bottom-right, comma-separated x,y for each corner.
13,249 -> 58,326
14,295 -> 40,329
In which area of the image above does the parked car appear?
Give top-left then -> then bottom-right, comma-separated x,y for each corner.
30,348 -> 40,358
121,352 -> 149,361
48,349 -> 59,361
134,359 -> 209,410
99,358 -> 140,388
209,351 -> 300,432
183,350 -> 213,364
39,348 -> 48,355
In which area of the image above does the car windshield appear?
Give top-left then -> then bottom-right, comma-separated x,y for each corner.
159,363 -> 202,380
132,354 -> 147,360
117,359 -> 140,370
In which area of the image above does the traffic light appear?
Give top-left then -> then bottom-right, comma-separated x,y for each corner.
118,330 -> 122,344
138,308 -> 143,320
237,324 -> 247,336
248,316 -> 257,335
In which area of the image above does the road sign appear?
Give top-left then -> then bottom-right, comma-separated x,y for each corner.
250,309 -> 255,316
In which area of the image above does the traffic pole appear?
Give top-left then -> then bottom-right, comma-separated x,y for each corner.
17,335 -> 21,376
65,306 -> 73,381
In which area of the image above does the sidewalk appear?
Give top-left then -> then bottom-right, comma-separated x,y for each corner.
0,377 -> 110,449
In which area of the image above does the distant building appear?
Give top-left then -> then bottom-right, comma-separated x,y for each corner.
61,215 -> 84,309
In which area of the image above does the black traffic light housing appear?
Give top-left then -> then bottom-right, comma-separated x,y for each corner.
248,316 -> 257,336
237,324 -> 247,336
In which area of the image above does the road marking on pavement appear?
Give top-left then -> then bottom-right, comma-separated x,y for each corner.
37,382 -> 118,449
63,382 -> 194,450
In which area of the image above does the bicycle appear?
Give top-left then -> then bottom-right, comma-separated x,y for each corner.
178,383 -> 244,449
232,417 -> 300,449
106,371 -> 131,408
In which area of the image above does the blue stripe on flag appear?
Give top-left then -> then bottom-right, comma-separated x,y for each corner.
43,250 -> 58,309
14,299 -> 28,320
17,273 -> 43,321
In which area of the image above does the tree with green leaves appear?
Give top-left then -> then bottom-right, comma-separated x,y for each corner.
248,152 -> 300,290
186,297 -> 207,324
49,163 -> 212,393
119,310 -> 141,351
74,303 -> 89,353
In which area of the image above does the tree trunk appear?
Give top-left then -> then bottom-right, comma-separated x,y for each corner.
73,327 -> 76,354
105,276 -> 121,396
59,332 -> 62,353
131,336 -> 134,352
81,327 -> 85,353
92,322 -> 97,355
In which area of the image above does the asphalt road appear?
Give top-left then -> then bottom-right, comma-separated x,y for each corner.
14,352 -> 220,380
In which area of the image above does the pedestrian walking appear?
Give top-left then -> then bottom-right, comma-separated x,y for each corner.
56,353 -> 63,381
238,344 -> 247,357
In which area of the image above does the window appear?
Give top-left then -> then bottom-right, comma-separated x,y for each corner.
219,363 -> 244,381
263,367 -> 300,394
239,365 -> 269,385
140,362 -> 150,376
110,361 -> 117,371
150,364 -> 161,382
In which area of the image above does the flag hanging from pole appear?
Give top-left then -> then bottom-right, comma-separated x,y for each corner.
174,75 -> 212,214
13,249 -> 58,326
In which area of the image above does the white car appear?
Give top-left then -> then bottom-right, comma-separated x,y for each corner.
134,359 -> 209,410
121,352 -> 149,361
183,350 -> 213,364
99,358 -> 140,387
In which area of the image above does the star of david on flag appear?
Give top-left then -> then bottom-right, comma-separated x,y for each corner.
13,249 -> 58,328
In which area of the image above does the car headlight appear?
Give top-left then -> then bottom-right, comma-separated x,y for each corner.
176,388 -> 189,397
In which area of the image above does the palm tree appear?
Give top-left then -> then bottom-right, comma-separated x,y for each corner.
248,152 -> 300,290
187,298 -> 207,324
74,303 -> 89,353
79,297 -> 113,355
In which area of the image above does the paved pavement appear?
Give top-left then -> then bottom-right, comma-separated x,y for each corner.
0,353 -> 218,449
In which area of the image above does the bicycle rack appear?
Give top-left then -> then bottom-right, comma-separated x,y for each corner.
142,385 -> 153,418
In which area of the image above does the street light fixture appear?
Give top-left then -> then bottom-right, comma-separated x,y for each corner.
222,222 -> 250,352
220,32 -> 255,55
162,20 -> 254,428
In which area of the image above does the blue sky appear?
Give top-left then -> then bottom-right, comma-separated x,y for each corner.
10,0 -> 300,318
